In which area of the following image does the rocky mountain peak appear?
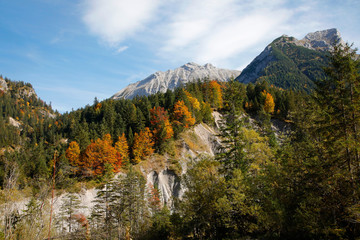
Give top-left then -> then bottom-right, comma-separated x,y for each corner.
236,28 -> 338,86
272,28 -> 342,51
112,63 -> 241,99
297,28 -> 343,51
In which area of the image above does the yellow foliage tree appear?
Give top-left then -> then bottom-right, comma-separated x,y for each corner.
66,141 -> 80,169
115,133 -> 130,165
208,80 -> 223,108
185,90 -> 201,110
262,90 -> 275,114
132,127 -> 155,164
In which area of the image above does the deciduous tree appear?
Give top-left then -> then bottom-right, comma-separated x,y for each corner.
81,134 -> 122,176
115,133 -> 130,166
173,100 -> 195,128
132,128 -> 154,164
262,90 -> 275,114
150,106 -> 174,145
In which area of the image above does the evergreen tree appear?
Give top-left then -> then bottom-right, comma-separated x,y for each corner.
57,193 -> 85,233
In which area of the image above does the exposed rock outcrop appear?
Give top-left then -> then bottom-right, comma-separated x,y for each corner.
0,77 -> 8,92
296,28 -> 343,51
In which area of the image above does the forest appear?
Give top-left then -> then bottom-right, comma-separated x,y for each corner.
0,42 -> 359,239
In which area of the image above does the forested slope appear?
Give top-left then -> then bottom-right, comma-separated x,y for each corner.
1,42 -> 360,239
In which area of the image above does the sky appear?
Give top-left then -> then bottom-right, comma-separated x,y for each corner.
0,0 -> 359,113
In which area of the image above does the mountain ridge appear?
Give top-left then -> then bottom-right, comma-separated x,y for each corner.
112,62 -> 241,99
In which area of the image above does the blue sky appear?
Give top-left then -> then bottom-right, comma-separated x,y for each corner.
0,0 -> 359,112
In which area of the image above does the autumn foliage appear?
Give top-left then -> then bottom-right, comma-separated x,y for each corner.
173,100 -> 196,128
208,80 -> 223,108
185,90 -> 200,110
262,90 -> 275,113
81,134 -> 122,176
66,134 -> 122,177
66,141 -> 80,168
150,106 -> 174,143
148,183 -> 161,212
132,127 -> 155,164
115,133 -> 130,165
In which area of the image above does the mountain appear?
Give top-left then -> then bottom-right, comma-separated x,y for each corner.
236,28 -> 342,92
112,62 -> 241,99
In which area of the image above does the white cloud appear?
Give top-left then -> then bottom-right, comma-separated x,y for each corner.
116,46 -> 129,53
82,0 -> 162,46
158,0 -> 294,65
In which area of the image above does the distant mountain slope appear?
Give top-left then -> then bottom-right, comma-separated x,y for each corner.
236,28 -> 342,92
0,76 -> 56,149
112,62 -> 241,99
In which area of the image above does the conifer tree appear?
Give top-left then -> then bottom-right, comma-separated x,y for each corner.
57,193 -> 85,233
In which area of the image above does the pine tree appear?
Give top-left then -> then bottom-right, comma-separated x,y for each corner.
57,193 -> 85,233
312,42 -> 360,237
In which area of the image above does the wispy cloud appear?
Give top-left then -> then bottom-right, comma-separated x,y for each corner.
116,45 -> 129,54
82,0 -> 162,46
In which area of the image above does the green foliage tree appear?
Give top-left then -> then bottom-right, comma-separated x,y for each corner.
56,193 -> 85,233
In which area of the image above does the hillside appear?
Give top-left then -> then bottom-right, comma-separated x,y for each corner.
236,29 -> 340,92
0,76 -> 57,150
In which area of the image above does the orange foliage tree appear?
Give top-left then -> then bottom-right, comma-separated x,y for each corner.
150,106 -> 174,144
262,90 -> 275,114
115,133 -> 130,165
81,134 -> 122,176
173,100 -> 196,128
132,127 -> 154,164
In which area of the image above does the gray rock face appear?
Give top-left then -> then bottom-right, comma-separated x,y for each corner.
0,77 -> 8,92
147,169 -> 183,206
296,28 -> 343,51
112,62 -> 241,99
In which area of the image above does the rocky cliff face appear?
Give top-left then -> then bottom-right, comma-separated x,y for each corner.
0,77 -> 8,92
295,28 -> 343,51
112,62 -> 241,99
